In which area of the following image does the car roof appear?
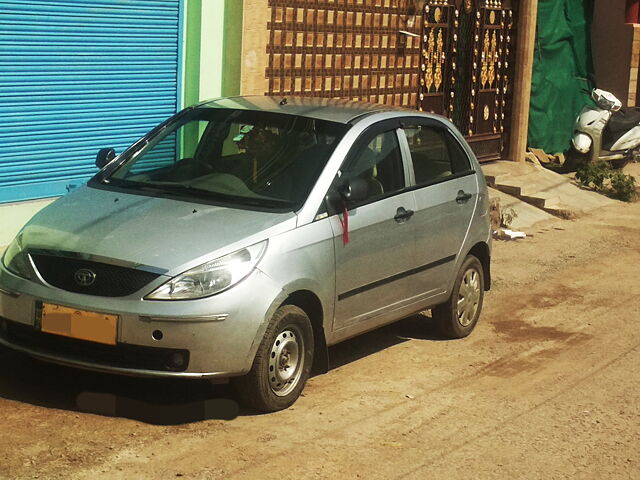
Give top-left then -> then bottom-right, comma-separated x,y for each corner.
196,95 -> 415,124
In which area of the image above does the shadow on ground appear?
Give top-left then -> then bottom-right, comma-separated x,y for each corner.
0,344 -> 242,424
328,313 -> 445,370
0,313 -> 442,424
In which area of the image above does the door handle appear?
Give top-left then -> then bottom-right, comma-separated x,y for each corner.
456,190 -> 473,204
394,206 -> 415,223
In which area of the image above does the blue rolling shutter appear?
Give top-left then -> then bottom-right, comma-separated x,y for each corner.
0,0 -> 181,203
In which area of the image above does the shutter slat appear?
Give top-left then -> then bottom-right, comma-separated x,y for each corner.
0,0 -> 180,202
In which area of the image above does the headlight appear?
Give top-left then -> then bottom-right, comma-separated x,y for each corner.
145,241 -> 267,300
2,232 -> 32,280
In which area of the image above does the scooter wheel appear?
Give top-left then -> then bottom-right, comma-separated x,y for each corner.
565,146 -> 588,172
609,158 -> 630,170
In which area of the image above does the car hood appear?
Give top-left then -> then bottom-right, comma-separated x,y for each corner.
20,186 -> 297,273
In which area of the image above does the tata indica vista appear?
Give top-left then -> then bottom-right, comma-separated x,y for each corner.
0,96 -> 491,411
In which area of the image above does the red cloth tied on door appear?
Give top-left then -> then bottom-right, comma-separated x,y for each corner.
339,205 -> 350,245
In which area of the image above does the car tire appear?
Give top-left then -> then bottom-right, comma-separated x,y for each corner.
233,305 -> 314,412
432,255 -> 485,339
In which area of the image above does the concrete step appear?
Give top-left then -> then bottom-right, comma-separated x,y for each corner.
488,187 -> 555,230
492,178 -> 522,197
491,173 -> 553,203
520,192 -> 561,210
542,203 -> 580,220
481,160 -> 615,221
493,178 -> 579,218
484,172 -> 512,188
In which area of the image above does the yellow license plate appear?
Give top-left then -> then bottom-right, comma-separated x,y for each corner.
41,303 -> 118,345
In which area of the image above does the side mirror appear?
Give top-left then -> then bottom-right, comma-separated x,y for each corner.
339,177 -> 369,203
324,177 -> 370,216
96,148 -> 116,169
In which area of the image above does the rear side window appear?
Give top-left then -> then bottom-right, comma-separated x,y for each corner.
404,126 -> 471,185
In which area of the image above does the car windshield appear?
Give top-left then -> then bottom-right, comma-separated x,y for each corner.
102,108 -> 350,210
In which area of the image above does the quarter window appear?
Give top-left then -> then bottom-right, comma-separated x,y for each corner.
404,126 -> 471,185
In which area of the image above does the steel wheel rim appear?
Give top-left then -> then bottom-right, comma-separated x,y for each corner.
456,267 -> 481,327
268,326 -> 304,397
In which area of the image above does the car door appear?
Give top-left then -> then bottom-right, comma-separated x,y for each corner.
330,125 -> 419,332
400,120 -> 478,298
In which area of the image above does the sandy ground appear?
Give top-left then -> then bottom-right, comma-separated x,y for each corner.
1,176 -> 639,479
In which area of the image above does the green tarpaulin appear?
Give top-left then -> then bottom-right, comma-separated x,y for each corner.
528,0 -> 594,154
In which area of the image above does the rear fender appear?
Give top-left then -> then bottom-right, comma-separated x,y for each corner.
610,125 -> 640,151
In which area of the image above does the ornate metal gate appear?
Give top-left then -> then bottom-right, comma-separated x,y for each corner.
419,0 -> 516,161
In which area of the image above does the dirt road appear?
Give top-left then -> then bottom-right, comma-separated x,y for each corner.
1,198 -> 639,480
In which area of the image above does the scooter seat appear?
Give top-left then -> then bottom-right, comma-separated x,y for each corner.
602,108 -> 640,151
608,107 -> 640,133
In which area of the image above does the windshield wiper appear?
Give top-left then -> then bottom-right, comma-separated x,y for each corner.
100,179 -> 294,210
102,179 -> 193,194
134,182 -> 200,196
140,182 -> 292,207
229,196 -> 292,208
143,181 -> 194,189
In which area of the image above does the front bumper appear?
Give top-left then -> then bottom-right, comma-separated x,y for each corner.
0,263 -> 285,378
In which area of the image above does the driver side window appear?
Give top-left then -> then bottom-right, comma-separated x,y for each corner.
340,130 -> 405,204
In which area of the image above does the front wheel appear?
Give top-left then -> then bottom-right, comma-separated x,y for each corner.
564,145 -> 589,172
233,305 -> 314,412
432,255 -> 485,339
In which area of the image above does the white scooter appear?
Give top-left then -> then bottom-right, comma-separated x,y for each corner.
572,88 -> 640,169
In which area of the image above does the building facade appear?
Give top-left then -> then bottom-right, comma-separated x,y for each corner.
0,0 -> 539,245
240,0 -> 524,162
0,0 -> 240,245
592,0 -> 640,108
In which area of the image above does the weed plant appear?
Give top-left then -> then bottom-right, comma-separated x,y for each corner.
575,161 -> 637,202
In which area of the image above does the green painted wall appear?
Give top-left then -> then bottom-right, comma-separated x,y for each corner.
222,0 -> 243,96
184,0 -> 243,104
199,0 -> 224,100
182,0 -> 202,108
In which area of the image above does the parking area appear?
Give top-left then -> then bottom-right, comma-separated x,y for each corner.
1,194 -> 639,480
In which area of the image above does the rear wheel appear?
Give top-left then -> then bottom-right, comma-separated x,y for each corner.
432,255 -> 485,338
233,305 -> 314,412
609,156 -> 631,170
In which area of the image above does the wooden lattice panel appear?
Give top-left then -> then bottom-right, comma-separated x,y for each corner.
266,0 -> 422,107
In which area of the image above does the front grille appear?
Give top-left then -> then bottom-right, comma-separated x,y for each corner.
0,319 -> 189,373
30,253 -> 160,297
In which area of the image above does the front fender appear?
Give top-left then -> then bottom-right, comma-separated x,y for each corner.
572,132 -> 592,154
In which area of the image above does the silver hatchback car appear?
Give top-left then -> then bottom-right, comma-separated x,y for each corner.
0,96 -> 491,411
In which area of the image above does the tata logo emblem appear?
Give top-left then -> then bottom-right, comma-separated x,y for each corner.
74,269 -> 96,287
